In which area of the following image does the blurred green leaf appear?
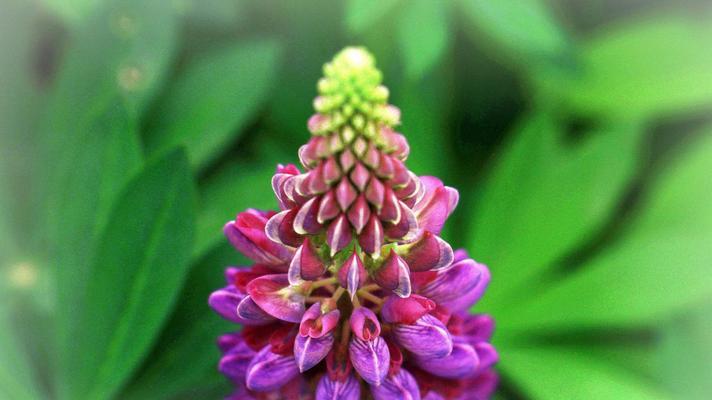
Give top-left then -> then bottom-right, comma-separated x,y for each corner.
507,130 -> 712,330
44,0 -> 179,126
346,0 -> 400,34
195,159 -> 278,258
658,302 -> 712,400
62,149 -> 196,400
41,0 -> 99,23
144,40 -> 281,170
50,102 -> 143,392
396,0 -> 449,80
471,113 -> 642,311
459,0 -> 570,68
123,243 -> 241,400
0,308 -> 41,400
182,0 -> 245,27
502,346 -> 670,400
537,13 -> 712,118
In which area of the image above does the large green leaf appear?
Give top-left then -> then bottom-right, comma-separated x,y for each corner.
536,13 -> 712,118
345,0 -> 401,34
506,130 -> 712,331
50,102 -> 143,392
396,0 -> 449,80
61,149 -> 196,400
502,346 -> 671,400
470,113 -> 642,311
122,243 -> 242,399
144,40 -> 281,170
459,0 -> 571,68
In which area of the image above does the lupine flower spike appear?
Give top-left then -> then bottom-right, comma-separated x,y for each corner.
209,47 -> 498,400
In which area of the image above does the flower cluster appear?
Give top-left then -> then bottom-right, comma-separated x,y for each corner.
209,47 -> 498,399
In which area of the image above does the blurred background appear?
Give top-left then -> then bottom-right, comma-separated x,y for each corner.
1,0 -> 711,399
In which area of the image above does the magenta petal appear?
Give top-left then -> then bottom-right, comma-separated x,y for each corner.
294,197 -> 322,235
461,314 -> 495,343
299,302 -> 340,338
236,295 -> 277,325
459,369 -> 499,400
294,333 -> 334,372
224,213 -> 293,266
347,194 -> 371,234
379,185 -> 401,224
245,346 -> 299,392
349,336 -> 390,386
317,190 -> 341,224
359,214 -> 384,256
418,258 -> 490,312
340,149 -> 356,172
365,177 -> 385,210
265,209 -> 302,248
384,202 -> 419,242
217,332 -> 242,353
288,238 -> 326,285
349,307 -> 381,341
402,231 -> 453,272
338,251 -> 367,299
316,373 -> 360,400
350,162 -> 371,191
373,250 -> 412,298
208,286 -> 244,323
393,314 -> 453,358
375,153 -> 394,179
326,214 -> 352,256
219,340 -> 256,382
247,274 -> 305,323
381,294 -> 436,324
323,156 -> 342,184
370,368 -> 421,400
413,178 -> 459,235
336,178 -> 358,211
363,144 -> 380,169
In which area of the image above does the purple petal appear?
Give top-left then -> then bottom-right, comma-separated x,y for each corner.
247,274 -> 305,323
217,332 -> 242,353
414,341 -> 480,379
457,369 -> 499,400
474,342 -> 499,372
294,333 -> 334,372
219,340 -> 257,381
316,373 -> 360,400
208,286 -> 244,323
349,336 -> 390,386
265,209 -> 302,248
370,368 -> 421,400
294,197 -> 322,235
413,177 -> 459,235
393,314 -> 453,358
236,295 -> 277,325
460,314 -> 495,343
418,258 -> 490,313
245,346 -> 299,392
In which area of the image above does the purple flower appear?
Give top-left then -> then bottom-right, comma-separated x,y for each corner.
245,346 -> 300,392
392,314 -> 453,359
349,336 -> 390,386
208,47 -> 498,399
370,368 -> 421,400
316,373 -> 360,400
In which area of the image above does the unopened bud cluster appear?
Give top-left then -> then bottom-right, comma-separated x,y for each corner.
209,47 -> 498,400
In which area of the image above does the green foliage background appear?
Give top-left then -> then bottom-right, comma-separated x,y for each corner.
1,0 -> 711,399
